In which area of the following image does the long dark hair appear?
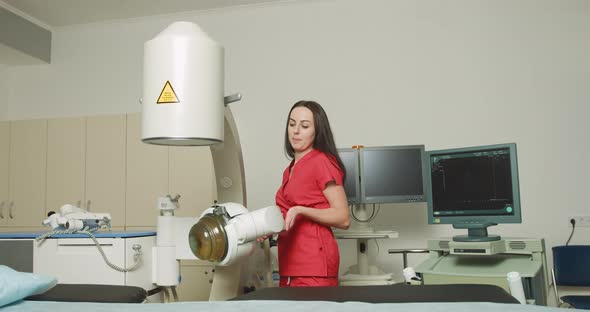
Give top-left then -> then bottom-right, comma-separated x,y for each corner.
284,100 -> 346,179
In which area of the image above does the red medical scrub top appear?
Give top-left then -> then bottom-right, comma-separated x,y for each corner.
275,149 -> 344,277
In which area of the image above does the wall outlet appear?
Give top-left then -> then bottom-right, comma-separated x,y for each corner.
568,216 -> 590,227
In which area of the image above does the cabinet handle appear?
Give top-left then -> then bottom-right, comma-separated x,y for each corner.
8,201 -> 14,219
0,201 -> 4,219
86,200 -> 91,211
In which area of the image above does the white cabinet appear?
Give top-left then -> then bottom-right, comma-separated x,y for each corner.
0,232 -> 157,298
2,113 -> 216,227
0,122 -> 8,226
126,113 -> 216,226
125,113 -> 169,227
34,234 -> 156,291
8,119 -> 47,227
46,117 -> 86,214
169,146 -> 216,218
45,115 -> 127,227
0,114 -> 217,301
85,115 -> 126,227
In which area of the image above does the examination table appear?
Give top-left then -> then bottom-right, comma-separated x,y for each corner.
231,283 -> 520,304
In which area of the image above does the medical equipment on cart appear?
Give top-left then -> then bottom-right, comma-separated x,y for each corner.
152,194 -> 283,301
142,21 -> 280,300
38,204 -> 142,273
42,204 -> 112,231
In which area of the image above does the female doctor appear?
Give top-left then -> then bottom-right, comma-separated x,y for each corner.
275,100 -> 350,287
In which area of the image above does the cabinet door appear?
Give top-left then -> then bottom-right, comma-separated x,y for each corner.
125,113 -> 168,227
177,262 -> 213,301
9,119 -> 47,227
86,115 -> 126,227
124,236 -> 156,290
169,146 -> 216,218
34,237 -> 126,285
46,117 -> 86,214
0,122 -> 9,226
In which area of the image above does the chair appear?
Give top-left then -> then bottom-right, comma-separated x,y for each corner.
552,245 -> 590,309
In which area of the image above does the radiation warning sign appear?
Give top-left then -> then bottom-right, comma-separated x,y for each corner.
157,80 -> 180,104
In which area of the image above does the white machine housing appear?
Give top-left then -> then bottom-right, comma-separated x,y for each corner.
193,203 -> 283,266
42,204 -> 112,231
142,20 -> 264,301
142,21 -> 224,146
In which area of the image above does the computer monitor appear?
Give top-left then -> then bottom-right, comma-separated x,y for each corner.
359,145 -> 428,204
426,143 -> 521,242
337,148 -> 361,204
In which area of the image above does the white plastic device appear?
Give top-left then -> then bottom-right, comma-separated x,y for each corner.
42,204 -> 112,231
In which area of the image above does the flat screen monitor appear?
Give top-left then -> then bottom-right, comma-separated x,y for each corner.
359,145 -> 427,204
337,148 -> 360,204
426,143 -> 521,242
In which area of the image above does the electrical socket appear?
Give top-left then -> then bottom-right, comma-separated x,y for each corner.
568,216 -> 590,227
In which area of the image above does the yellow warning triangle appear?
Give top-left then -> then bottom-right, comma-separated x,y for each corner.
157,80 -> 180,104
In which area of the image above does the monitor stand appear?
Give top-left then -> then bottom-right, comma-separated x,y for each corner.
452,222 -> 501,242
334,204 -> 398,285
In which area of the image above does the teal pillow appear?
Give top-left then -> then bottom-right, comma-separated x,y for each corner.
0,265 -> 57,307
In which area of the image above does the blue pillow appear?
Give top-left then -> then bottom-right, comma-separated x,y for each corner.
0,265 -> 57,307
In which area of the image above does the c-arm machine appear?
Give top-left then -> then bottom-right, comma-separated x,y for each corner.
142,22 -> 283,301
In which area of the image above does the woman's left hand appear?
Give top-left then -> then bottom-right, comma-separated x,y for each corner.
285,206 -> 303,231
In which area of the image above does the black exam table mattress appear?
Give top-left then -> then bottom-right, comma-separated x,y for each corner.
25,284 -> 148,303
231,283 -> 519,304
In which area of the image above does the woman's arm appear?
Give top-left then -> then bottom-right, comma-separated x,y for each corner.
284,181 -> 351,230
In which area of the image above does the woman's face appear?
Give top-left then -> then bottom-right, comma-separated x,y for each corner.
288,106 -> 316,154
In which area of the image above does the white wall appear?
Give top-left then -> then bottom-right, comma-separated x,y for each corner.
1,0 -> 589,286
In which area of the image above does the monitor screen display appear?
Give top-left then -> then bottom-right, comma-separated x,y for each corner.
360,145 -> 427,204
430,148 -> 515,217
337,148 -> 360,204
426,143 -> 521,241
430,146 -> 515,217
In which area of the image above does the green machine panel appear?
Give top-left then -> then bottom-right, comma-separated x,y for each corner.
415,238 -> 548,305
